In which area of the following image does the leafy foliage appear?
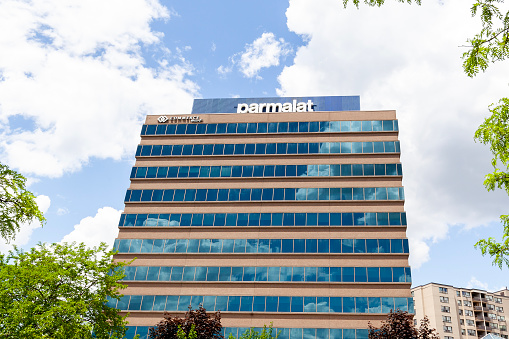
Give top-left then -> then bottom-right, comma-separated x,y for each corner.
0,162 -> 46,241
0,242 -> 129,339
368,310 -> 439,339
177,324 -> 198,339
149,306 -> 223,339
463,0 -> 509,77
475,98 -> 509,268
227,323 -> 279,339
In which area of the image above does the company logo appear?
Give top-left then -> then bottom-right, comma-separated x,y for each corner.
158,116 -> 203,123
237,100 -> 314,113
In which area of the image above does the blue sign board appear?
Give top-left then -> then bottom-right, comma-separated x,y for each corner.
191,96 -> 360,114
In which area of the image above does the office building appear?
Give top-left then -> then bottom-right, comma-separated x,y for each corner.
412,283 -> 509,339
111,96 -> 413,339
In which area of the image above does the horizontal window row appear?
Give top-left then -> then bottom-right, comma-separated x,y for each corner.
120,266 -> 412,283
110,294 -> 414,314
114,238 -> 409,254
119,212 -> 407,227
135,141 -> 401,157
124,187 -> 405,203
141,120 -> 399,136
131,163 -> 403,179
126,326 -> 370,339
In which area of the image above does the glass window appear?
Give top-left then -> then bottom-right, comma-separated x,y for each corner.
355,267 -> 367,282
291,296 -> 304,312
343,267 -> 354,282
227,296 -> 240,312
218,267 -> 231,281
278,297 -> 290,312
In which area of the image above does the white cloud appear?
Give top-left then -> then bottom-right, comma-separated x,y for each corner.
61,206 -> 122,249
280,0 -> 509,268
239,32 -> 292,79
0,0 -> 199,178
466,276 -> 489,291
218,32 -> 292,79
56,207 -> 68,216
0,194 -> 50,253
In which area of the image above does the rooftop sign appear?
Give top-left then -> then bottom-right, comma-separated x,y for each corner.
191,96 -> 360,114
237,100 -> 314,113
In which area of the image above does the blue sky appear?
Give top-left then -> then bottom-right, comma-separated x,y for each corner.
0,0 -> 508,291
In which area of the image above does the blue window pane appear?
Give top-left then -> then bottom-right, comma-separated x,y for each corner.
128,295 -> 142,311
382,297 -> 394,313
283,213 -> 294,226
177,296 -> 191,311
215,296 -> 228,311
182,266 -> 195,280
403,239 -> 409,253
240,296 -> 253,312
255,267 -> 267,281
203,295 -> 216,312
218,266 -> 232,281
269,239 -> 281,253
248,214 -> 260,226
342,239 -> 353,253
330,239 -> 341,253
140,295 -> 155,310
272,213 -> 283,226
294,213 -> 306,226
380,267 -> 392,282
294,239 -> 305,253
165,295 -> 179,311
330,267 -> 341,282
163,239 -> 176,253
393,267 -> 406,282
236,213 -> 248,226
228,296 -> 240,311
306,239 -> 317,253
318,239 -> 329,253
355,267 -> 367,282
167,167 -> 178,177
253,296 -> 265,312
282,239 -> 293,253
278,297 -> 290,312
305,267 -> 317,282
292,267 -> 304,281
266,296 -> 278,312
377,212 -> 389,225
354,239 -> 366,253
159,267 -> 171,281
389,212 -> 401,225
291,296 -> 303,312
367,267 -> 380,282
234,239 -> 246,253
366,239 -> 378,253
391,239 -> 403,253
343,267 -> 354,282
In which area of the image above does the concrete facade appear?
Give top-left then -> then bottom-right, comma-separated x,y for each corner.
413,283 -> 509,339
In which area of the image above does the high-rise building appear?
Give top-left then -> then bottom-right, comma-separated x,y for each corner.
111,96 -> 413,339
412,283 -> 509,339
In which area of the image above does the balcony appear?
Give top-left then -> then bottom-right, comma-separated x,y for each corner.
473,296 -> 487,302
475,306 -> 483,311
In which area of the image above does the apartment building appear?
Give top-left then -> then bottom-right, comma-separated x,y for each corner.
111,96 -> 413,339
412,283 -> 509,339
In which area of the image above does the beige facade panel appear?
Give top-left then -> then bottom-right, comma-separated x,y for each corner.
123,311 -> 390,328
122,282 -> 411,298
115,226 -> 408,239
145,111 -> 397,124
114,255 -> 410,267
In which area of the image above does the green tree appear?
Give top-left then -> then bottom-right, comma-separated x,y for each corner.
368,310 -> 439,339
227,324 -> 279,339
0,242 -> 130,339
150,306 -> 223,339
343,0 -> 509,269
0,162 -> 46,241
